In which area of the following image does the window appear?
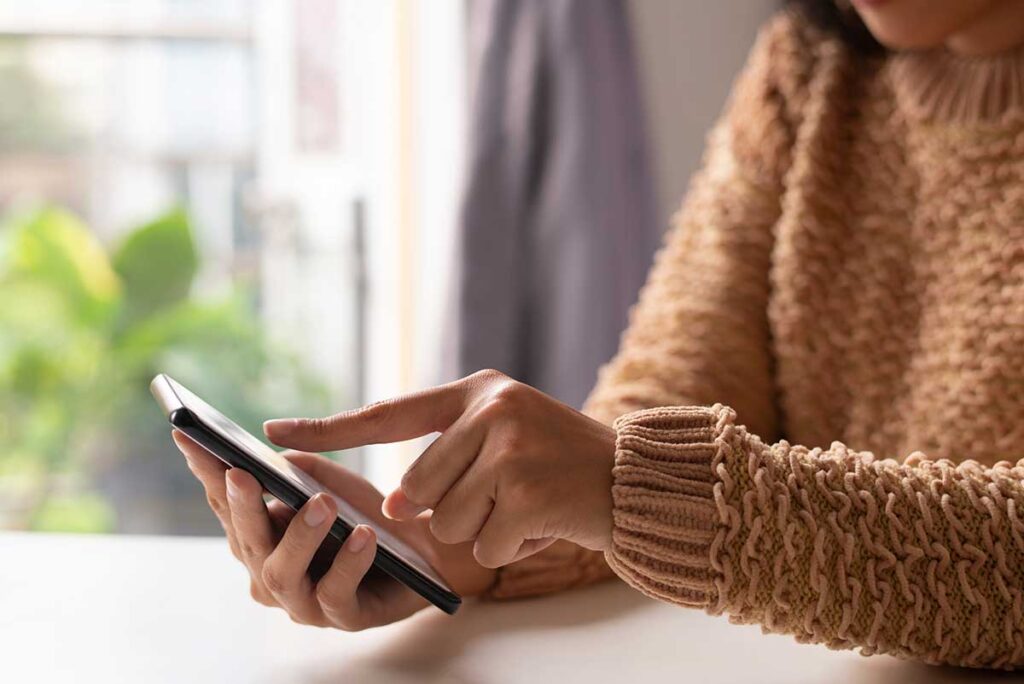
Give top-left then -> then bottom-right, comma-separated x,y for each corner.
0,0 -> 466,535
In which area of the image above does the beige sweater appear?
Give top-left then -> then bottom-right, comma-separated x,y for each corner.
486,11 -> 1024,669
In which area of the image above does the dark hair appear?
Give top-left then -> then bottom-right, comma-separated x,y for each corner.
784,0 -> 885,55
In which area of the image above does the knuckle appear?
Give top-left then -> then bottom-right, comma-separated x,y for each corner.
207,494 -> 227,517
428,512 -> 459,544
471,368 -> 508,384
399,466 -> 418,492
399,471 -> 429,506
250,581 -> 274,607
304,416 -> 332,437
237,539 -> 257,559
479,388 -> 521,422
492,379 -> 525,403
261,564 -> 288,595
359,400 -> 393,427
314,580 -> 347,610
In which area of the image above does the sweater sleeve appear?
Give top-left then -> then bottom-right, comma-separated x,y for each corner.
608,405 -> 1024,669
485,13 -> 806,601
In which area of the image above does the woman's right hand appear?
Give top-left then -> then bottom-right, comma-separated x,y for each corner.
172,430 -> 496,630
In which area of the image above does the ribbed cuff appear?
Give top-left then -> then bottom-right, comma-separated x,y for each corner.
603,405 -> 728,608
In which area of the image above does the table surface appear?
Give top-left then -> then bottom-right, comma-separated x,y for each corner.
1,532 -> 1021,684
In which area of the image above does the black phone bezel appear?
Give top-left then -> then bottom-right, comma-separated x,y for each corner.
151,374 -> 461,615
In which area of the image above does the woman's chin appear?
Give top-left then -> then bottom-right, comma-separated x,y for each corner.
851,0 -> 1010,52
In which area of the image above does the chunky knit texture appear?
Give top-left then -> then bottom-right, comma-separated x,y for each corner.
486,11 -> 1024,669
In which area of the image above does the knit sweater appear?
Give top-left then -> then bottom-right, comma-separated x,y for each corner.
485,11 -> 1024,669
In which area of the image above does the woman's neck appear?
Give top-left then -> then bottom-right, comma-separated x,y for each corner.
945,0 -> 1024,56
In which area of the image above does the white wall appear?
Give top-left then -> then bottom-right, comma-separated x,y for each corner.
628,0 -> 776,229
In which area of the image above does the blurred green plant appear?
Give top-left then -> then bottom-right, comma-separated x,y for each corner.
0,207 -> 329,533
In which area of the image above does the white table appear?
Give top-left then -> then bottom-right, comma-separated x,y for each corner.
0,533 -> 1016,683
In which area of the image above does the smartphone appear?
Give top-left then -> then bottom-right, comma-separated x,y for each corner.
151,373 -> 461,615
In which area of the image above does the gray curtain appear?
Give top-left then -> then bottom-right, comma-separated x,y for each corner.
444,0 -> 660,409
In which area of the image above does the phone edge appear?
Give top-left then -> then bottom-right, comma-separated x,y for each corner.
153,375 -> 461,614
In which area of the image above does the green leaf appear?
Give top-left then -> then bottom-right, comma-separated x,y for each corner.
112,208 -> 198,326
4,208 -> 121,327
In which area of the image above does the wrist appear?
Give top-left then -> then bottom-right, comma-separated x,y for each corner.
448,552 -> 499,597
583,421 -> 617,553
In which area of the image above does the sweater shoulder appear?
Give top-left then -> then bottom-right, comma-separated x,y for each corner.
741,10 -> 844,126
724,10 -> 847,188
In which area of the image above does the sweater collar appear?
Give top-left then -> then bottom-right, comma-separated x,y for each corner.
890,43 -> 1024,125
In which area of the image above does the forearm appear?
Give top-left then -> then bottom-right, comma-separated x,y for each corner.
607,404 -> 1024,669
484,13 -> 797,602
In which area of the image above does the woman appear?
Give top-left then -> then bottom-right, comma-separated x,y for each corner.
174,0 -> 1024,669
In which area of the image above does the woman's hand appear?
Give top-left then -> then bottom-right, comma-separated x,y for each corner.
172,431 -> 495,630
264,370 -> 617,569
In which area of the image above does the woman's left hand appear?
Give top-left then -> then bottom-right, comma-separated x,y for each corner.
264,369 -> 616,568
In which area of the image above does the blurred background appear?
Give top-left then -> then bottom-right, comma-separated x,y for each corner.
0,0 -> 772,537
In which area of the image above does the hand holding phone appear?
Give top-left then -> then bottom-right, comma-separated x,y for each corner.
154,375 -> 495,627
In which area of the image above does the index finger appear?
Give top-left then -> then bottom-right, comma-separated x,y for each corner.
263,378 -> 473,452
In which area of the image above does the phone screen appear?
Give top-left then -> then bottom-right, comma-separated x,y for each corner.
165,377 -> 453,592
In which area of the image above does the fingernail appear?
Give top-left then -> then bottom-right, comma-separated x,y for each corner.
347,525 -> 371,553
264,418 -> 297,435
226,472 -> 240,500
303,494 -> 329,527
